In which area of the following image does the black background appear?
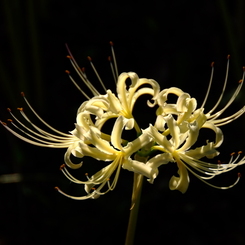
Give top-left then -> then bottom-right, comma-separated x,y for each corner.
1,1 -> 245,244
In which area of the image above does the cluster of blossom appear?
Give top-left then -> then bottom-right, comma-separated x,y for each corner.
1,45 -> 245,200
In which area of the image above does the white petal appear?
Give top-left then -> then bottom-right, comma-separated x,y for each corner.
86,127 -> 116,155
157,87 -> 185,107
116,72 -> 133,113
122,158 -> 158,183
185,142 -> 219,159
124,130 -> 153,156
164,115 -> 180,149
155,115 -> 166,131
64,145 -> 83,169
146,153 -> 173,183
106,90 -> 122,113
202,121 -> 224,148
169,161 -> 189,193
147,152 -> 173,168
111,116 -> 128,151
147,125 -> 173,153
176,93 -> 191,112
177,123 -> 199,152
77,142 -> 115,161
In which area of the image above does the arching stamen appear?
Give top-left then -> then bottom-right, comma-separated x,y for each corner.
65,42 -> 119,97
65,70 -> 90,100
65,44 -> 100,96
20,93 -> 73,137
0,120 -> 71,148
13,108 -> 72,140
200,61 -> 214,109
208,66 -> 245,122
7,119 -> 73,147
87,56 -> 107,93
181,158 -> 242,189
55,186 -> 96,200
108,56 -> 117,84
106,162 -> 121,191
212,106 -> 245,126
207,55 -> 230,115
67,56 -> 100,96
181,152 -> 245,177
60,165 -> 87,184
7,113 -> 73,144
110,41 -> 119,79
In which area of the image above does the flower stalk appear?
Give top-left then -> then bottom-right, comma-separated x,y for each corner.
125,173 -> 144,245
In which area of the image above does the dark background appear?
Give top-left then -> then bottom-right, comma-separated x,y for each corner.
1,1 -> 245,244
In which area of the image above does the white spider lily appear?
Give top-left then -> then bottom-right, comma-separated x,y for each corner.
147,114 -> 245,193
75,72 -> 159,134
156,57 -> 245,129
57,116 -> 156,200
1,42 -> 161,199
1,41 -> 245,202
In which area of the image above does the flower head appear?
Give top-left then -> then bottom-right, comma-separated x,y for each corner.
147,114 -> 244,193
1,43 -> 245,199
1,43 -> 160,199
146,57 -> 245,193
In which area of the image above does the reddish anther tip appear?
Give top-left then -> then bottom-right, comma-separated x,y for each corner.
1,121 -> 7,126
238,79 -> 243,84
17,107 -> 23,111
85,173 -> 88,176
54,186 -> 60,191
108,56 -> 111,61
59,164 -> 65,170
238,173 -> 242,178
65,70 -> 70,74
7,108 -> 11,112
20,92 -> 25,97
230,152 -> 236,156
227,54 -> 231,59
211,61 -> 214,67
238,151 -> 243,154
7,119 -> 13,122
243,66 -> 245,72
87,56 -> 92,61
109,41 -> 114,46
81,67 -> 86,72
66,55 -> 71,59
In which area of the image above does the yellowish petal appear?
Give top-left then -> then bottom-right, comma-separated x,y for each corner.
169,160 -> 189,193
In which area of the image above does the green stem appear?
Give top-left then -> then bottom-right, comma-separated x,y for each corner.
124,173 -> 144,245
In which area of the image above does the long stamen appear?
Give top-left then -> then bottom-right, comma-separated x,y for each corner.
65,70 -> 90,99
208,66 -> 245,123
65,42 -> 119,97
180,158 -> 242,189
110,41 -> 119,80
7,119 -> 73,147
66,56 -> 100,96
14,108 -> 72,140
60,164 -> 87,184
207,55 -> 230,115
65,44 -> 100,96
21,92 -> 72,137
108,56 -> 117,84
200,61 -> 214,109
87,56 -> 107,93
54,186 -> 96,200
1,120 -> 71,148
